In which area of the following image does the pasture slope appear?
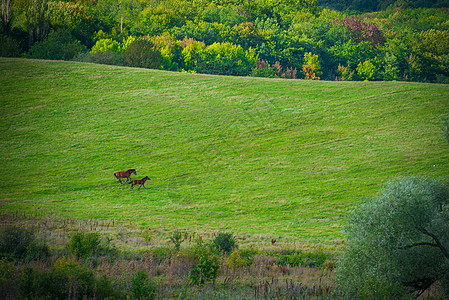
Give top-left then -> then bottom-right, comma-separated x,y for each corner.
1,57 -> 448,244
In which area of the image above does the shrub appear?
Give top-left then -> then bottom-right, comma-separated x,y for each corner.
180,37 -> 205,71
0,35 -> 22,57
190,240 -> 220,285
27,30 -> 86,60
336,64 -> 354,81
251,58 -> 277,78
302,52 -> 322,80
196,42 -> 255,76
0,225 -> 34,260
356,59 -> 379,81
170,230 -> 185,252
226,249 -> 248,268
0,259 -> 19,298
68,232 -> 101,259
90,38 -> 121,53
336,177 -> 449,298
20,257 -> 96,299
131,270 -> 156,299
151,34 -> 181,71
87,50 -> 125,66
212,232 -> 237,254
123,39 -> 162,69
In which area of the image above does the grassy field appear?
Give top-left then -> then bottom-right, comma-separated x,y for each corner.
1,57 -> 448,245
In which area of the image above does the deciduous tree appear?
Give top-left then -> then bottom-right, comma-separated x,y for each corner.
336,177 -> 449,298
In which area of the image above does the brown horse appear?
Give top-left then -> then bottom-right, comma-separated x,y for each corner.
114,169 -> 136,184
129,176 -> 150,190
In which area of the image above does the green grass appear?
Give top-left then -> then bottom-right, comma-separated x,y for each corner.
1,58 -> 448,244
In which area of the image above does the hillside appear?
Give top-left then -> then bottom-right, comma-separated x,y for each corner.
1,58 -> 448,244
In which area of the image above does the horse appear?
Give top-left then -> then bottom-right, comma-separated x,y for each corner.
114,169 -> 136,184
129,176 -> 150,190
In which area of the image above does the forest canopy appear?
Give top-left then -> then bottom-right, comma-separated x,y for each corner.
1,0 -> 449,83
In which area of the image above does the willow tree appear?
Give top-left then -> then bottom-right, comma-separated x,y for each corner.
336,177 -> 449,298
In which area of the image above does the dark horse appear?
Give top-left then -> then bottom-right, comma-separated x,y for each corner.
114,169 -> 136,184
129,176 -> 150,190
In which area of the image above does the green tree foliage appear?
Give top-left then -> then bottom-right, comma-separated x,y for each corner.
336,177 -> 449,298
135,5 -> 180,36
202,4 -> 247,27
0,34 -> 22,56
5,0 -> 449,82
180,37 -> 206,70
17,0 -> 50,47
356,58 -> 379,80
91,37 -> 121,53
27,29 -> 86,60
196,42 -> 256,76
123,38 -> 162,69
1,0 -> 13,34
151,33 -> 181,70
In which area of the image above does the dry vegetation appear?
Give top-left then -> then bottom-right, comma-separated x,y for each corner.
0,210 -> 337,299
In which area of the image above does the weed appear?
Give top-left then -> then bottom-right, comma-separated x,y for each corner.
170,230 -> 185,252
213,232 -> 237,254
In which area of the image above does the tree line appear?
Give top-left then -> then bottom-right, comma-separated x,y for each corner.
1,0 -> 448,83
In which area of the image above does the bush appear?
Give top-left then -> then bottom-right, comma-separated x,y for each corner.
123,39 -> 162,69
0,35 -> 22,57
356,59 -> 379,81
336,177 -> 449,298
28,30 -> 86,61
180,37 -> 205,71
170,230 -> 185,252
0,225 -> 34,260
68,232 -> 101,259
251,59 -> 277,78
196,42 -> 255,76
190,240 -> 220,285
0,259 -> 19,298
88,50 -> 125,66
20,257 -> 96,299
271,249 -> 328,268
91,38 -> 121,53
302,52 -> 322,80
212,232 -> 237,254
131,270 -> 156,299
226,249 -> 248,268
336,64 -> 354,81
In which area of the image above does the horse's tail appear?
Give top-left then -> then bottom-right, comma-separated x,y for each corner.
114,172 -> 117,178
128,181 -> 133,184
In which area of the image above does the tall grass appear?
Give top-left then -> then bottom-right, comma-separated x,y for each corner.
0,211 -> 336,299
1,58 -> 448,244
